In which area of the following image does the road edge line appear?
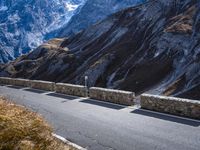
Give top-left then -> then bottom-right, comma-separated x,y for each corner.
52,133 -> 87,150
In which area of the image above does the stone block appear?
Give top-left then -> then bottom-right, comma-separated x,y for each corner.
89,87 -> 135,106
141,94 -> 200,119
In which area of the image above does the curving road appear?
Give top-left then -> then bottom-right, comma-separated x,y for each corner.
0,85 -> 200,150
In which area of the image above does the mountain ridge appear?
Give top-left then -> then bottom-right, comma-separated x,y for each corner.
1,0 -> 200,100
58,0 -> 146,37
0,0 -> 85,63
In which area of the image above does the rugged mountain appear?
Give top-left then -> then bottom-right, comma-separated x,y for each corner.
1,0 -> 200,100
59,0 -> 146,37
0,0 -> 85,63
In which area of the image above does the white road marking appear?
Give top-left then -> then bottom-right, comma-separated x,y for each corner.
52,133 -> 86,150
41,91 -> 55,95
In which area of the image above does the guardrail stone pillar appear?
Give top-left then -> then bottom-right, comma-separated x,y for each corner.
30,80 -> 55,91
55,83 -> 87,97
89,87 -> 135,106
141,94 -> 200,119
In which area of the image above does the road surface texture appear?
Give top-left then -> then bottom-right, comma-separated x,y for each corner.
0,85 -> 200,150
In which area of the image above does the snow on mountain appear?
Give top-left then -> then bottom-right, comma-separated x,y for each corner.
65,2 -> 79,11
0,0 -> 85,63
59,0 -> 146,37
0,0 -> 145,63
0,6 -> 8,11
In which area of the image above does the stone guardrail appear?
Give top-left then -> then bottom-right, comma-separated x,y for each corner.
30,80 -> 55,91
0,77 -> 13,85
0,77 -> 134,106
55,83 -> 87,97
12,78 -> 31,87
1,77 -> 200,118
140,94 -> 200,119
89,87 -> 135,106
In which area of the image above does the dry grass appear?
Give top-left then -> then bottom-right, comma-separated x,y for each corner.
165,6 -> 196,34
0,97 -> 77,150
47,38 -> 65,46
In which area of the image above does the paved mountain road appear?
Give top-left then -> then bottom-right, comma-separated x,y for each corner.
0,85 -> 200,150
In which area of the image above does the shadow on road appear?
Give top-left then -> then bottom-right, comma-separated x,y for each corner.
132,109 -> 200,127
80,99 -> 125,110
46,92 -> 78,100
7,85 -> 25,89
24,88 -> 47,94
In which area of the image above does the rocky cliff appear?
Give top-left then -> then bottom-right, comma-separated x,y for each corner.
0,0 -> 84,63
1,0 -> 200,100
59,0 -> 146,37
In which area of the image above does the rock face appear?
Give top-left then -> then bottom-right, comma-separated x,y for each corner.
1,0 -> 200,100
59,0 -> 146,37
0,0 -> 85,63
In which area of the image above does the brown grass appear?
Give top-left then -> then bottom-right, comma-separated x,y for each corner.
165,6 -> 196,34
0,97 -> 77,150
47,38 -> 65,46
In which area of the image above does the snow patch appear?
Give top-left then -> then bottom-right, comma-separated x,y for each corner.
0,6 -> 8,11
154,52 -> 160,58
8,14 -> 20,23
27,32 -> 43,49
65,2 -> 79,11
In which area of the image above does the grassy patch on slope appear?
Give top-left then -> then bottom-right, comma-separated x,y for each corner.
0,97 -> 76,150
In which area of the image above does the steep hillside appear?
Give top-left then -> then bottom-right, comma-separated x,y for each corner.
0,0 -> 85,63
1,0 -> 200,100
59,0 -> 146,37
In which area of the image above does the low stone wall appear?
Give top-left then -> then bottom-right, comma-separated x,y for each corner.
89,87 -> 135,105
12,78 -> 31,87
55,83 -> 87,97
0,77 -> 136,105
140,94 -> 200,119
0,77 -> 13,85
0,77 -> 30,87
30,80 -> 55,91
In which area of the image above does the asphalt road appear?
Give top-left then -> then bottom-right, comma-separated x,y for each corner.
0,85 -> 200,150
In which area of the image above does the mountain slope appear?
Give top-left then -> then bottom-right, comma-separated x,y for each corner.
0,0 -> 85,63
59,0 -> 146,37
1,0 -> 200,100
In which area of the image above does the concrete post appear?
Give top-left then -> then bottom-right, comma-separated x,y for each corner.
84,76 -> 88,97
